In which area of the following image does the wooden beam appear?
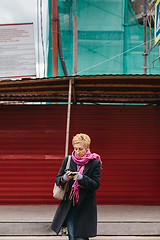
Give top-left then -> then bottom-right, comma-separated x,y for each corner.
73,75 -> 160,80
75,91 -> 160,95
75,84 -> 160,88
0,96 -> 68,101
0,91 -> 68,96
0,83 -> 159,92
0,77 -> 67,86
77,97 -> 160,102
0,85 -> 68,91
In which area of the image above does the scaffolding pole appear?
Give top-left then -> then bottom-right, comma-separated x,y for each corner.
65,15 -> 78,157
52,0 -> 58,76
65,78 -> 72,157
143,0 -> 148,74
159,44 -> 160,74
73,16 -> 78,76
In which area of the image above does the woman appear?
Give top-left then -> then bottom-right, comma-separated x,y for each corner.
51,133 -> 102,240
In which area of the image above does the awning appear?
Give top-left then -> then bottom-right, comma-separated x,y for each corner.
0,75 -> 160,104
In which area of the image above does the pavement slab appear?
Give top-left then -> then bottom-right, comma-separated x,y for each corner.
0,237 -> 160,240
1,205 -> 160,236
1,205 -> 160,222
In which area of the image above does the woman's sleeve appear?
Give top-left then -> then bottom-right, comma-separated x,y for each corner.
78,160 -> 101,191
55,157 -> 68,186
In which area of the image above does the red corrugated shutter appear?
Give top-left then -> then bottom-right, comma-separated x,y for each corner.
0,105 -> 160,205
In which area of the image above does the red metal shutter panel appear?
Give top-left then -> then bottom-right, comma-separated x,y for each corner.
0,105 -> 159,204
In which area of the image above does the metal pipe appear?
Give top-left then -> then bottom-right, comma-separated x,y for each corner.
73,16 -> 78,75
143,0 -> 148,74
52,0 -> 58,76
65,15 -> 78,156
159,44 -> 160,74
65,78 -> 72,157
37,0 -> 40,77
57,15 -> 68,76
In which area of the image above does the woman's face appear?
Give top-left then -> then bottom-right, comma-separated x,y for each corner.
73,142 -> 88,158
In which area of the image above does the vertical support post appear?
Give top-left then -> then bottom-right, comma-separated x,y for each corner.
143,0 -> 147,74
52,0 -> 58,76
65,15 -> 78,156
65,78 -> 72,157
37,0 -> 40,77
159,44 -> 160,74
123,0 -> 128,74
73,15 -> 78,75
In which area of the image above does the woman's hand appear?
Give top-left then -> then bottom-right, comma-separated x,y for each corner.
66,171 -> 78,180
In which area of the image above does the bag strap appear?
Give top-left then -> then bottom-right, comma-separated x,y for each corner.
66,155 -> 71,170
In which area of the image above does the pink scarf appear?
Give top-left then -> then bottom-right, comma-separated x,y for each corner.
69,149 -> 102,205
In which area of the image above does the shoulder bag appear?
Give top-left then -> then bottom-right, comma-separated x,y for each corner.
53,155 -> 71,200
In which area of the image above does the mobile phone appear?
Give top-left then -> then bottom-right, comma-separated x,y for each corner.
69,172 -> 76,176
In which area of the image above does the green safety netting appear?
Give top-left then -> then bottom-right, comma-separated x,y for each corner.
47,0 -> 160,76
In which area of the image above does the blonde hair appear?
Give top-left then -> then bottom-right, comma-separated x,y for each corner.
72,133 -> 91,149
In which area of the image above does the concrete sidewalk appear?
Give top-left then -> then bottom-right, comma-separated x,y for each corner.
0,237 -> 160,240
0,205 -> 160,236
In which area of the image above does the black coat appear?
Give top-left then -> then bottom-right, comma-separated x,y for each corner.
51,156 -> 101,238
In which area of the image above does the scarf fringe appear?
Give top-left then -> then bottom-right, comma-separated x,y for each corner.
69,181 -> 79,206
